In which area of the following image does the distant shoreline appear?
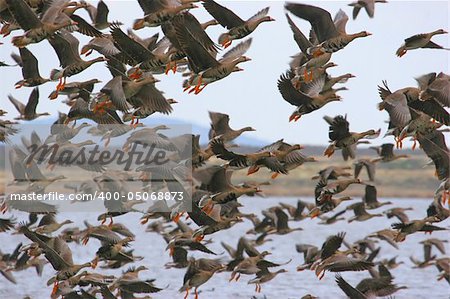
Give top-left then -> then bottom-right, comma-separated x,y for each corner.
254,189 -> 433,199
1,150 -> 438,200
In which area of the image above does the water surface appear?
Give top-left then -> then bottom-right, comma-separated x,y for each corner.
1,197 -> 449,299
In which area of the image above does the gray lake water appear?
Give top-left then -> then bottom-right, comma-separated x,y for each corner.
1,197 -> 449,299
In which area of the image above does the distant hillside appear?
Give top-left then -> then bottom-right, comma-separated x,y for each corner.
1,118 -> 439,199
222,143 -> 426,157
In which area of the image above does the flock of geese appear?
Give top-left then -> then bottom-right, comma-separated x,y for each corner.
0,0 -> 449,298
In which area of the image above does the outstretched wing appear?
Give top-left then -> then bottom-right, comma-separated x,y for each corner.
278,72 -> 312,106
327,115 -> 351,141
202,0 -> 244,29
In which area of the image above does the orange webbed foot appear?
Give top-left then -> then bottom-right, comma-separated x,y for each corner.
303,69 -> 313,82
221,40 -> 232,48
303,68 -> 308,80
312,49 -> 324,58
51,281 -> 59,296
173,212 -> 184,223
308,70 -> 314,82
194,84 -> 208,94
1,202 -> 6,213
139,172 -> 149,181
201,203 -> 214,215
129,68 -> 142,80
81,236 -> 89,245
1,24 -> 11,37
56,77 -> 66,91
319,271 -> 325,280
188,86 -> 197,94
412,139 -> 417,151
55,78 -> 63,91
164,63 -> 172,75
191,76 -> 204,95
1,202 -> 8,214
133,118 -> 140,129
91,256 -> 99,269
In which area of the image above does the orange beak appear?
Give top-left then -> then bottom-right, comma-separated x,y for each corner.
80,46 -> 92,56
194,235 -> 204,242
48,91 -> 59,100
324,148 -> 334,157
310,209 -> 321,219
247,165 -> 259,175
133,19 -> 145,30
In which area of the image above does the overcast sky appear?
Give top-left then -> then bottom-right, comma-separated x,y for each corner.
0,0 -> 448,146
